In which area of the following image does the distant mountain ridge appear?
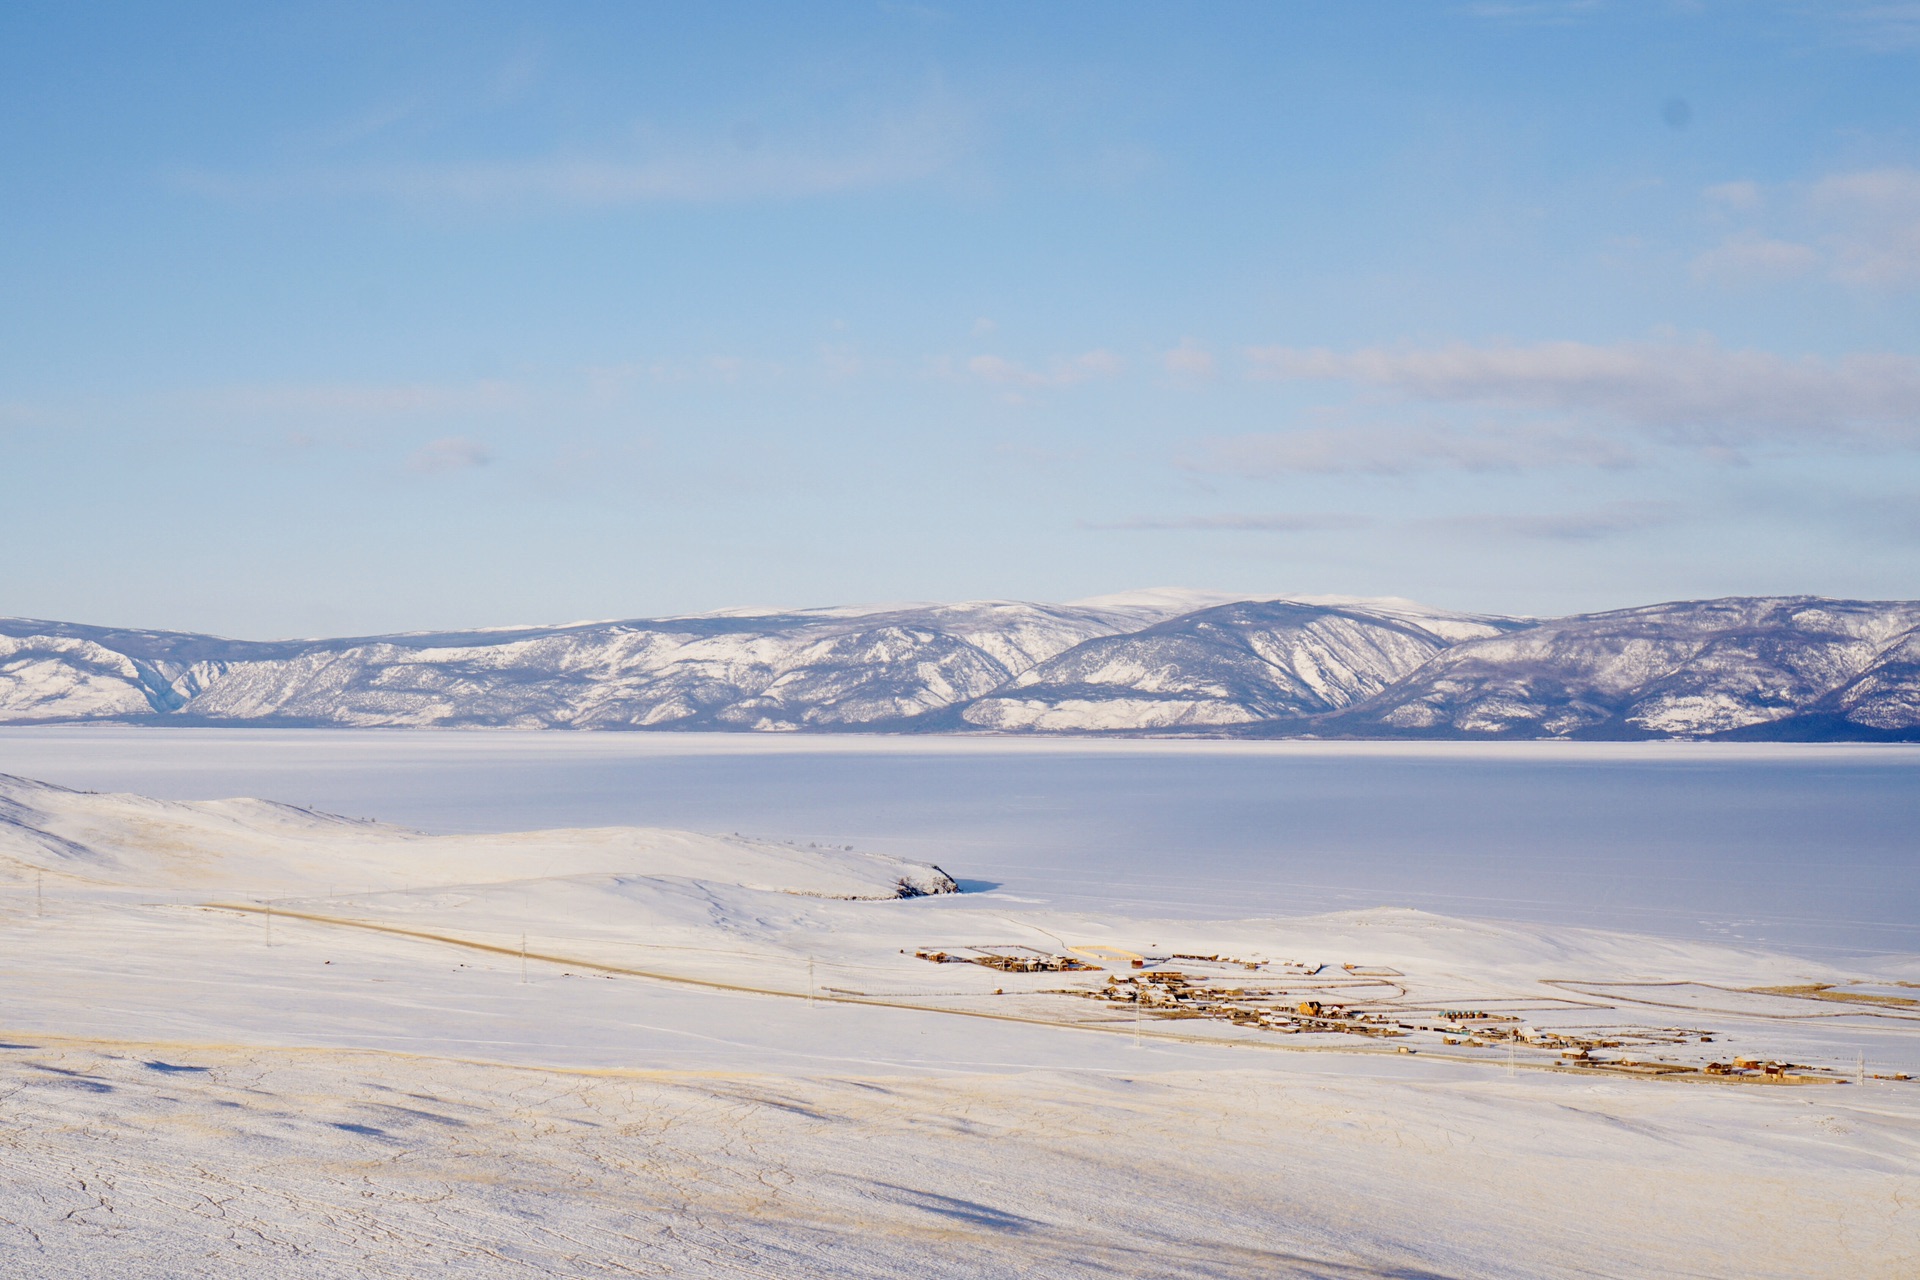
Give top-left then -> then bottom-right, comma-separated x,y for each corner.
2,594 -> 1917,740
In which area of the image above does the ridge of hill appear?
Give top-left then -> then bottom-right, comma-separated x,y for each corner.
3,595 -> 1916,739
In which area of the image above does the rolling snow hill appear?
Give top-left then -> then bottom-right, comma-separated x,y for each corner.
2,594 -> 1917,739
0,770 -> 1913,1278
0,772 -> 958,900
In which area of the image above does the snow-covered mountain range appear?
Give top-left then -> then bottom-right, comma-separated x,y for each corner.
2,593 -> 1917,739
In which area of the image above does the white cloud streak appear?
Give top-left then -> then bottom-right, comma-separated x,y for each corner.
1243,339 -> 1920,442
1189,421 -> 1638,477
1692,166 -> 1920,288
1202,335 -> 1920,476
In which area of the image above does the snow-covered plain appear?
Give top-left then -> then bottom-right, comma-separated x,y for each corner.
1,735 -> 1916,1277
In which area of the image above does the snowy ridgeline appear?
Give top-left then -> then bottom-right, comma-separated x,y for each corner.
3,591 -> 1920,739
1,771 -> 1917,1277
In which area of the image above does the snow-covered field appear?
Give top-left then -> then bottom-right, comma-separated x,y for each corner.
1,735 -> 1916,1276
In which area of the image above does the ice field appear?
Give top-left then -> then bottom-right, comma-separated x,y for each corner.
0,731 -> 1916,1277
5,728 -> 1916,957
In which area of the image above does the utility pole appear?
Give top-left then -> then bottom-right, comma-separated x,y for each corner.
1133,984 -> 1142,1049
808,956 -> 816,1007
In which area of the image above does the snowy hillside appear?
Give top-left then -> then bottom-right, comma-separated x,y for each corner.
0,773 -> 958,900
962,599 -> 1511,731
2,594 -> 1918,739
2,771 -> 1915,1277
1320,597 -> 1920,740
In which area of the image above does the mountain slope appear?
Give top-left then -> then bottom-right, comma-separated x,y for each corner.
962,599 -> 1511,731
3,595 -> 1918,739
1322,597 -> 1920,740
2,602 -> 1144,731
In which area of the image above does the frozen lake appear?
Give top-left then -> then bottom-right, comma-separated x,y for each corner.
0,728 -> 1913,961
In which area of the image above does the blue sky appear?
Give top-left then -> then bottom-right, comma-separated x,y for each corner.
3,1 -> 1918,636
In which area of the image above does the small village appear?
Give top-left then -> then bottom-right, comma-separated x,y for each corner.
914,943 -> 1905,1086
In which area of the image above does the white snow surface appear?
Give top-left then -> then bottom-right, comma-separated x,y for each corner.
0,774 -> 956,901
0,771 -> 1915,1276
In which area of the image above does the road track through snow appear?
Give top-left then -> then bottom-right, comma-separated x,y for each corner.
197,902 -> 1870,1087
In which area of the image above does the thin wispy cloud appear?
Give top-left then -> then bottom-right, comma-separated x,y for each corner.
1703,180 -> 1763,212
585,356 -> 768,400
178,110 -> 967,210
408,436 -> 494,475
818,344 -> 864,381
967,350 -> 1125,388
1693,166 -> 1920,288
1187,421 -> 1638,477
191,380 -> 523,417
1472,2 -> 1920,48
1464,1 -> 1605,22
1244,338 -> 1920,443
1824,2 -> 1920,50
1690,233 -> 1821,285
1163,340 -> 1217,380
1420,499 -> 1680,542
1084,512 -> 1370,532
1811,167 -> 1920,285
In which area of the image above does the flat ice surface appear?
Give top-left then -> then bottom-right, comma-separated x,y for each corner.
1,728 -> 1914,960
